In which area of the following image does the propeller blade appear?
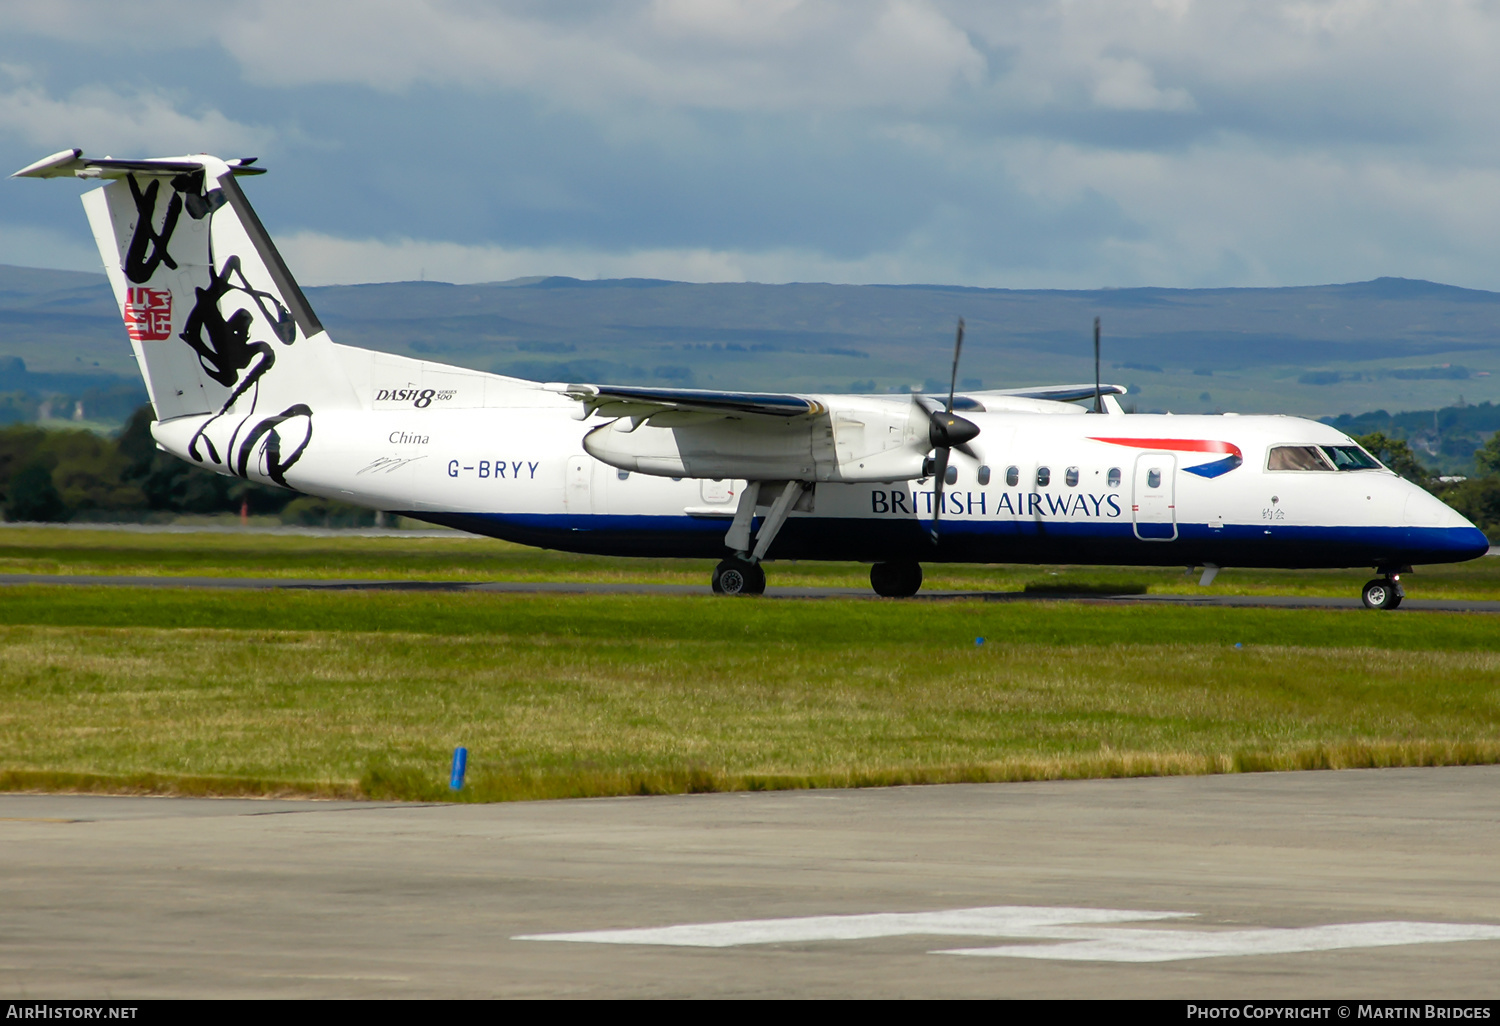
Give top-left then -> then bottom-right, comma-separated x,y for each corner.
946,318 -> 965,413
929,445 -> 952,543
1093,316 -> 1102,413
922,316 -> 975,543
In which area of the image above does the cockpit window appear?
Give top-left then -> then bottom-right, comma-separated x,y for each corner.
1320,445 -> 1383,471
1267,445 -> 1333,471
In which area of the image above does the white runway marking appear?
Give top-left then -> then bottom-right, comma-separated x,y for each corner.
938,921 -> 1500,963
516,905 -> 1191,947
517,906 -> 1500,962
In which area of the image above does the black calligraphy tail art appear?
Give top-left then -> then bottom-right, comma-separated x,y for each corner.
235,404 -> 313,487
182,257 -> 282,465
102,166 -> 319,480
123,175 -> 181,284
123,170 -> 233,286
23,154 -> 370,508
170,168 -> 228,221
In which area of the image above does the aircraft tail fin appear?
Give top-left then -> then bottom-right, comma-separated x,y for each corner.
13,149 -> 355,422
15,149 -> 357,485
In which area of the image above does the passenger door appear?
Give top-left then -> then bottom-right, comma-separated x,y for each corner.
1132,453 -> 1177,541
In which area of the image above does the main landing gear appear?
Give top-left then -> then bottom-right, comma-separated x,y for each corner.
1361,570 -> 1406,610
870,560 -> 923,598
712,558 -> 766,596
711,480 -> 806,597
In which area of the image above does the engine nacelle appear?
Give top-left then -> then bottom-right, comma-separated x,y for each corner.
583,395 -> 930,482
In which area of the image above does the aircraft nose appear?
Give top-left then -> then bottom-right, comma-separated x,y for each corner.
1416,486 -> 1493,559
1447,524 -> 1494,559
1403,489 -> 1447,527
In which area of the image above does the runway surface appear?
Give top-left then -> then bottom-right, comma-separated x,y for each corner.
2,766 -> 1499,998
1,571 -> 1497,612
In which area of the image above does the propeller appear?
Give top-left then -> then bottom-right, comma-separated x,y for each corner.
926,317 -> 980,543
1093,316 -> 1102,413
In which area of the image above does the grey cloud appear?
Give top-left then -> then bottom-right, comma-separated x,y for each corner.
7,1 -> 1500,291
0,80 -> 271,155
10,1 -> 1500,144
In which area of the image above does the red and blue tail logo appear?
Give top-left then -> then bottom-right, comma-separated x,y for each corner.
1089,437 -> 1243,478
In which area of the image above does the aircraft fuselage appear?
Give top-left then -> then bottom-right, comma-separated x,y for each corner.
153,400 -> 1488,571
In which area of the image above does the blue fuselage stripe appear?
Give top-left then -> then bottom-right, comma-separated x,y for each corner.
397,511 -> 1490,568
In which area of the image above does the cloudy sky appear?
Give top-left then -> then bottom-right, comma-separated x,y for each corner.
3,0 -> 1500,290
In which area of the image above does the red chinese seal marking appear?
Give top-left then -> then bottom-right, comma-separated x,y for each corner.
123,287 -> 172,341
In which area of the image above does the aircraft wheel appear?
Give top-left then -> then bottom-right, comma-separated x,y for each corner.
1361,578 -> 1399,610
870,560 -> 923,598
713,559 -> 765,596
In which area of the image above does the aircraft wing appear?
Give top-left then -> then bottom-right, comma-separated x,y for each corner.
552,383 -> 826,420
552,381 -> 1127,422
556,381 -> 1126,413
966,383 -> 1128,404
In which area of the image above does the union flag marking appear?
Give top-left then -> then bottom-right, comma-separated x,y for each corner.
123,287 -> 172,341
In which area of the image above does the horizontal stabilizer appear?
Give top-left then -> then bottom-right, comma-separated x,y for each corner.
11,149 -> 265,179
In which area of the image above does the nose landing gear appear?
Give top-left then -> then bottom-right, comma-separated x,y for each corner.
1361,572 -> 1405,610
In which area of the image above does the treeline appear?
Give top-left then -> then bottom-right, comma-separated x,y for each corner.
0,406 -> 378,527
0,407 -> 1496,541
1323,400 -> 1500,475
0,357 -> 149,427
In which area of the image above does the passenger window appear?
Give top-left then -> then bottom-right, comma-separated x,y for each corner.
1037,466 -> 1051,487
1107,467 -> 1121,488
1006,466 -> 1019,487
944,465 -> 958,485
617,469 -> 631,480
1147,469 -> 1161,488
1065,466 -> 1079,487
977,465 -> 991,485
1267,445 -> 1332,471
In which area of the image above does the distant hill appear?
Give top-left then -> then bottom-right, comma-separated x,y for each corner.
1,265 -> 1496,422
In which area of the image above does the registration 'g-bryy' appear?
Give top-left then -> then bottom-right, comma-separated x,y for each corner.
17,150 -> 1490,606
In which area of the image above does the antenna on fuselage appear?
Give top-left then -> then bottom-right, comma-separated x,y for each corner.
1093,317 -> 1102,413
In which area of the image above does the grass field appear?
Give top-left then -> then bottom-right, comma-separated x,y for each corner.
0,524 -> 1497,598
0,583 -> 1496,802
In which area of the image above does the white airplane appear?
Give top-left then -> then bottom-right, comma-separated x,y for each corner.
16,150 -> 1490,608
